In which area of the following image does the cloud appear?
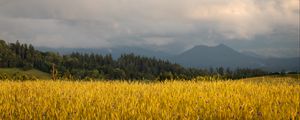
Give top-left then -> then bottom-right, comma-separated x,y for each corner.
0,0 -> 299,57
187,0 -> 299,39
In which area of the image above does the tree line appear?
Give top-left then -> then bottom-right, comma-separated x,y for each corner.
0,40 -> 268,80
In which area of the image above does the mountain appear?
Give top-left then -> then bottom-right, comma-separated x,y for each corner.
171,44 -> 299,72
172,44 -> 265,68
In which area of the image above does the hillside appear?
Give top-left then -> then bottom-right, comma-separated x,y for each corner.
0,40 -> 206,80
0,68 -> 51,79
0,40 -> 268,80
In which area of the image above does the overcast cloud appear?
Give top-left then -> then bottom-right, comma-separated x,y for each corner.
0,0 -> 299,57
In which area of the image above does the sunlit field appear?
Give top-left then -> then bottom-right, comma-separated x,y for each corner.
0,76 -> 299,119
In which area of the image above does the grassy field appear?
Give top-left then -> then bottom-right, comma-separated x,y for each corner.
0,76 -> 299,119
0,68 -> 51,79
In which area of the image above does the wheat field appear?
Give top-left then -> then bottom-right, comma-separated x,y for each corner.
0,77 -> 299,119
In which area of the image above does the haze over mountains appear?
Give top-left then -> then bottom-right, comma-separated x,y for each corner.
37,44 -> 299,72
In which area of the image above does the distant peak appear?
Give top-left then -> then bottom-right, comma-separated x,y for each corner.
216,43 -> 227,47
216,44 -> 232,49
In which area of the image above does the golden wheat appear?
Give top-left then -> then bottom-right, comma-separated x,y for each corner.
0,77 -> 299,119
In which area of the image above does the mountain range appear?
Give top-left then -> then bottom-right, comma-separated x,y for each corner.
37,44 -> 299,72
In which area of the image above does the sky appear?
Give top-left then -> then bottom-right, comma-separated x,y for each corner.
0,0 -> 299,57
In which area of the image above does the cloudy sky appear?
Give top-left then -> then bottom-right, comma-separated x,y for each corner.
0,0 -> 299,57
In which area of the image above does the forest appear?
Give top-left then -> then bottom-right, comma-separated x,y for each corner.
0,40 -> 267,80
